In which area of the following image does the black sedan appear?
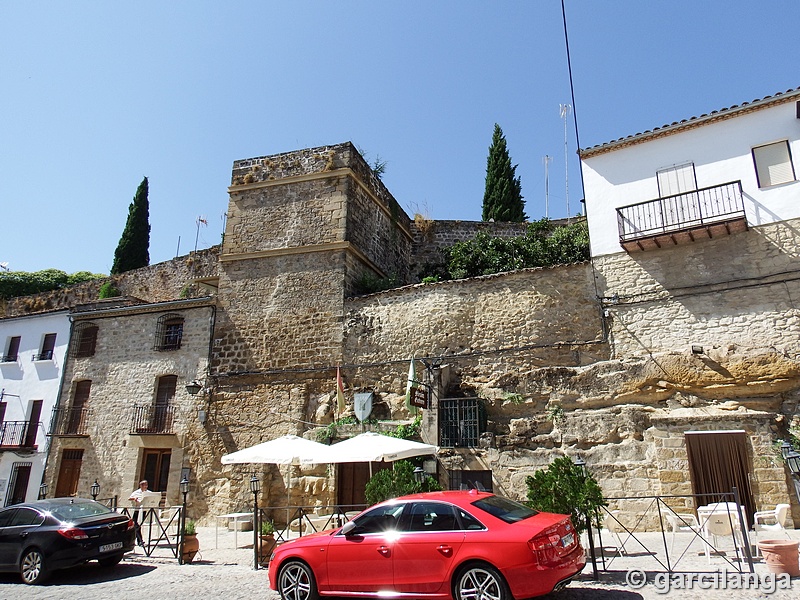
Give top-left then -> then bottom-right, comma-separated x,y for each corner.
0,498 -> 135,584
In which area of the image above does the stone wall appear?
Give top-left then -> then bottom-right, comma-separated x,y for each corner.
2,246 -> 219,318
594,219 -> 800,358
46,301 -> 214,512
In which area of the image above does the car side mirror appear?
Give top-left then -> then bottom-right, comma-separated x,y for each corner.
340,521 -> 357,536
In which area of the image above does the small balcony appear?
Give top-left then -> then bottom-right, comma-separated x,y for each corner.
130,404 -> 175,435
616,181 -> 748,252
0,421 -> 38,449
50,407 -> 91,436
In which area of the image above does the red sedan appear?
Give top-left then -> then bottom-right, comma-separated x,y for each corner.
268,490 -> 585,600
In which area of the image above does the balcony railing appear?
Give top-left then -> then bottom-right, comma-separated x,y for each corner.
616,181 -> 747,251
130,404 -> 175,434
50,407 -> 91,436
0,421 -> 39,448
33,350 -> 54,361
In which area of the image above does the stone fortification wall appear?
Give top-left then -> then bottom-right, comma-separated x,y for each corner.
3,246 -> 219,318
227,142 -> 412,283
410,217 -> 578,281
213,252 -> 346,373
343,263 -> 607,392
595,219 -> 800,358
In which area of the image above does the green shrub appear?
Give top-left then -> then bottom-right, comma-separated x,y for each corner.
98,281 -> 121,299
365,460 -> 442,505
525,456 -> 606,535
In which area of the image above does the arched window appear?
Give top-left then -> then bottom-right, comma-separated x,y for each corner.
154,314 -> 184,351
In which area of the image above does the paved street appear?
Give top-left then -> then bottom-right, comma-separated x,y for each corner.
1,526 -> 797,600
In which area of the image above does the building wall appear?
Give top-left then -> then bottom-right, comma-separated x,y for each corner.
45,301 -> 213,510
0,310 -> 70,506
582,94 -> 800,257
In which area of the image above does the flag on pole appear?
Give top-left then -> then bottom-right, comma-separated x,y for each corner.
336,366 -> 346,414
404,357 -> 419,415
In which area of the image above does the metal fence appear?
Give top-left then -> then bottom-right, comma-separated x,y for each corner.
120,506 -> 184,562
592,490 -> 754,575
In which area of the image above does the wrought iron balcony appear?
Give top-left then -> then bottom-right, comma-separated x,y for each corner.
130,404 -> 175,434
50,407 -> 91,436
0,421 -> 38,448
616,181 -> 747,252
33,350 -> 54,361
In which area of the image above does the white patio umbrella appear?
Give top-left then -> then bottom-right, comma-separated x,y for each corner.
319,431 -> 438,467
222,435 -> 332,522
221,434 -> 330,465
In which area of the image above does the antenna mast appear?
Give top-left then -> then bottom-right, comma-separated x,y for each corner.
560,103 -> 572,221
543,155 -> 552,219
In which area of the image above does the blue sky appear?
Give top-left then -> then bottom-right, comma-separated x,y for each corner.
2,1 -> 798,275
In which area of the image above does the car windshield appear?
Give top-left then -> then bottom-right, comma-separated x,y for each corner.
471,495 -> 538,523
49,501 -> 113,521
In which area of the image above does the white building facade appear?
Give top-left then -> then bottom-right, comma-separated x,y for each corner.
0,310 -> 70,506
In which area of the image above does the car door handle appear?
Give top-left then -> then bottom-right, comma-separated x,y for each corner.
19,532 -> 28,538
377,545 -> 391,556
437,544 -> 453,557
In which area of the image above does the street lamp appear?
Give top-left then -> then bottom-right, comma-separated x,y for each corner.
91,479 -> 100,501
185,380 -> 203,396
179,477 -> 190,565
38,482 -> 48,500
573,456 -> 597,580
413,466 -> 425,484
250,474 -> 261,571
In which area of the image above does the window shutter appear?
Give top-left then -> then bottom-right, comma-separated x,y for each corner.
753,141 -> 795,187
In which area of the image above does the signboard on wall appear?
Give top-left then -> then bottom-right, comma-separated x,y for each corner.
410,387 -> 428,409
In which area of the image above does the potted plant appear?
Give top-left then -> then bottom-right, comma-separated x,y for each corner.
259,519 -> 277,563
182,519 -> 200,563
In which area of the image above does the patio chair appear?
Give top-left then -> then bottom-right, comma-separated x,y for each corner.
664,512 -> 701,556
702,512 -> 745,562
601,511 -> 628,556
753,504 -> 791,553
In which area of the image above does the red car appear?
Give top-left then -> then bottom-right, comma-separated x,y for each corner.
268,490 -> 585,600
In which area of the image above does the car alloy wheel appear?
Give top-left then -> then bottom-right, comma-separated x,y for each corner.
278,560 -> 319,600
20,549 -> 47,585
456,565 -> 508,600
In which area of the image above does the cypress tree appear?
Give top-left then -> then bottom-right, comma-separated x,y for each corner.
482,124 -> 526,222
111,177 -> 150,274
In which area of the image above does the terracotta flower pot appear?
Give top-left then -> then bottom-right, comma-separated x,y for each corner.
757,539 -> 800,577
259,534 -> 277,563
182,533 -> 200,563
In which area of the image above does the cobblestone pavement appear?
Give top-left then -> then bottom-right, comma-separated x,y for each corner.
1,527 -> 797,600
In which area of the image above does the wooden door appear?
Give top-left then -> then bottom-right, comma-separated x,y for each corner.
55,449 -> 84,497
141,449 -> 171,492
336,462 -> 391,507
24,400 -> 42,447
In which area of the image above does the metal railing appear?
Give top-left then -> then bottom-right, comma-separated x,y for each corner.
130,404 -> 175,434
120,506 -> 183,561
50,407 -> 91,436
254,504 -> 367,566
0,421 -> 38,447
592,489 -> 754,575
617,181 -> 745,242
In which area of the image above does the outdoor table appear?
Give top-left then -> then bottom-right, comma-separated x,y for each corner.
215,512 -> 254,548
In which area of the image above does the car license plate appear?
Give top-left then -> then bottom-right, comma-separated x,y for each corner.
561,533 -> 574,547
99,542 -> 123,553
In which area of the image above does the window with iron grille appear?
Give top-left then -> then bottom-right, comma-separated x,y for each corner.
70,322 -> 99,358
3,336 -> 21,362
35,333 -> 56,361
154,314 -> 184,351
448,469 -> 494,492
439,398 -> 485,447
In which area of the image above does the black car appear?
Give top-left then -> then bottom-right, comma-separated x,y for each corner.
0,498 -> 136,584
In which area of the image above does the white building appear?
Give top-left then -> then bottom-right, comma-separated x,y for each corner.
582,87 -> 800,258
0,310 -> 70,506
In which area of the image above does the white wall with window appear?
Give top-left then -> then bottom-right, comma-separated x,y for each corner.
581,90 -> 800,257
0,310 -> 70,506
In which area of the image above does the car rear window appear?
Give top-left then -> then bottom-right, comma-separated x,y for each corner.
471,495 -> 538,523
50,501 -> 113,521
